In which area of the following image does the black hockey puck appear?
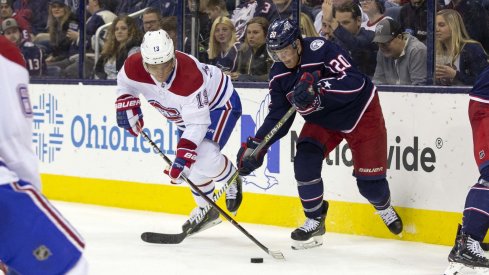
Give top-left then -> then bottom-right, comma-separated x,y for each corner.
250,257 -> 264,263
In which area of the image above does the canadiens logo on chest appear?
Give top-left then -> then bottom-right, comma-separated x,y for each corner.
149,100 -> 182,122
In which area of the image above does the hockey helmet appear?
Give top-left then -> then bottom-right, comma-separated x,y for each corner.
141,29 -> 174,64
266,18 -> 301,51
266,18 -> 301,62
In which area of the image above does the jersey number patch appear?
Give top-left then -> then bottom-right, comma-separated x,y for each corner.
17,84 -> 33,117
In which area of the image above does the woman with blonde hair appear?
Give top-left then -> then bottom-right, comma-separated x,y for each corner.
300,12 -> 319,37
208,16 -> 240,74
94,15 -> 143,79
435,9 -> 488,86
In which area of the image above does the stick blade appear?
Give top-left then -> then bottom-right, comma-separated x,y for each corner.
268,249 -> 286,260
141,231 -> 188,244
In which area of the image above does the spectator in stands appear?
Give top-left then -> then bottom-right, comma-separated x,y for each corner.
12,0 -> 49,35
232,0 -> 276,41
85,0 -> 117,51
208,16 -> 240,74
300,11 -> 319,37
44,0 -> 78,66
1,18 -> 46,77
233,16 -> 271,82
161,16 -> 178,49
269,0 -> 315,23
398,0 -> 436,44
372,18 -> 427,85
315,0 -> 370,37
435,9 -> 489,86
0,0 -> 32,37
360,0 -> 391,31
204,0 -> 229,23
141,7 -> 162,32
94,15 -> 142,79
328,2 -> 378,76
446,0 -> 489,53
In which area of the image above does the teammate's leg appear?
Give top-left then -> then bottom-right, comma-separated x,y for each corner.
446,100 -> 489,273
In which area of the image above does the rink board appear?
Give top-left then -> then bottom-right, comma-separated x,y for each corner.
31,84 -> 475,245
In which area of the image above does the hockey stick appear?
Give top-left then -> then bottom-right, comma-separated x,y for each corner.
139,130 -> 286,260
141,107 -> 296,245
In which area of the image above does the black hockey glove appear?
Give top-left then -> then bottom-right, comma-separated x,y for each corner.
236,137 -> 265,176
292,71 -> 321,109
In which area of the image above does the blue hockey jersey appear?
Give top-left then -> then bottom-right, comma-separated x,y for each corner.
470,65 -> 489,102
255,37 -> 377,142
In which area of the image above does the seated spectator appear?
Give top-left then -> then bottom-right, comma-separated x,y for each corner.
12,0 -> 49,35
435,9 -> 489,85
360,0 -> 391,31
204,0 -> 229,23
300,11 -> 319,37
208,16 -> 240,74
0,0 -> 33,38
161,15 -> 179,49
398,0 -> 440,44
232,0 -> 276,41
44,0 -> 79,67
233,16 -> 271,82
372,18 -> 427,85
86,0 -> 117,51
448,0 -> 489,53
141,7 -> 162,33
94,15 -> 142,80
1,18 -> 46,77
329,2 -> 378,76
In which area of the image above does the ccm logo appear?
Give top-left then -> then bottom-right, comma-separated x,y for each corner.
184,152 -> 197,160
115,99 -> 140,109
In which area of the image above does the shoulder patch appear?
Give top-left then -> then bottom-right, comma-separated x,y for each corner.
124,53 -> 155,85
17,84 -> 32,117
168,52 -> 204,96
310,39 -> 325,51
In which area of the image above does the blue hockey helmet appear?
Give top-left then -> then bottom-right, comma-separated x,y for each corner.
266,18 -> 301,55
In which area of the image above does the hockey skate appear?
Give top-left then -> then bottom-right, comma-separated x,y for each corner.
444,229 -> 489,275
225,176 -> 243,214
376,206 -> 403,235
291,201 -> 329,250
182,206 -> 221,235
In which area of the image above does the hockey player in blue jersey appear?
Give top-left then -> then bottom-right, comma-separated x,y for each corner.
444,66 -> 489,274
236,18 -> 403,249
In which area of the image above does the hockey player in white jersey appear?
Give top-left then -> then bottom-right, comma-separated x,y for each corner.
0,36 -> 88,275
115,30 -> 243,233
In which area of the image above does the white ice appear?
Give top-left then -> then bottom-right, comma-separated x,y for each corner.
52,201 -> 480,275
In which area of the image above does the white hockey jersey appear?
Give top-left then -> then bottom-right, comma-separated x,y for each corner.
0,36 -> 41,189
116,51 -> 235,147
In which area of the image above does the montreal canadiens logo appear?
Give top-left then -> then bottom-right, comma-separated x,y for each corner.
310,39 -> 324,51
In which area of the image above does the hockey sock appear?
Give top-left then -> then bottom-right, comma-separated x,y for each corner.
357,178 -> 391,210
462,183 -> 489,242
190,180 -> 216,208
294,141 -> 325,218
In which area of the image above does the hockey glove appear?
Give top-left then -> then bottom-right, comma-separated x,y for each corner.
291,71 -> 321,109
115,94 -> 144,137
236,137 -> 265,176
164,138 -> 198,183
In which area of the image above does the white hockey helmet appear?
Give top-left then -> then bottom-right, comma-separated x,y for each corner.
141,29 -> 174,64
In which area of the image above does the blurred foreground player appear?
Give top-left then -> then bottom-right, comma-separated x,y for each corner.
444,66 -> 489,275
236,18 -> 403,250
115,30 -> 242,234
0,36 -> 87,274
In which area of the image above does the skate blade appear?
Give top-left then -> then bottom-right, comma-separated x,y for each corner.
291,236 -> 323,250
189,219 -> 222,236
444,262 -> 489,275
